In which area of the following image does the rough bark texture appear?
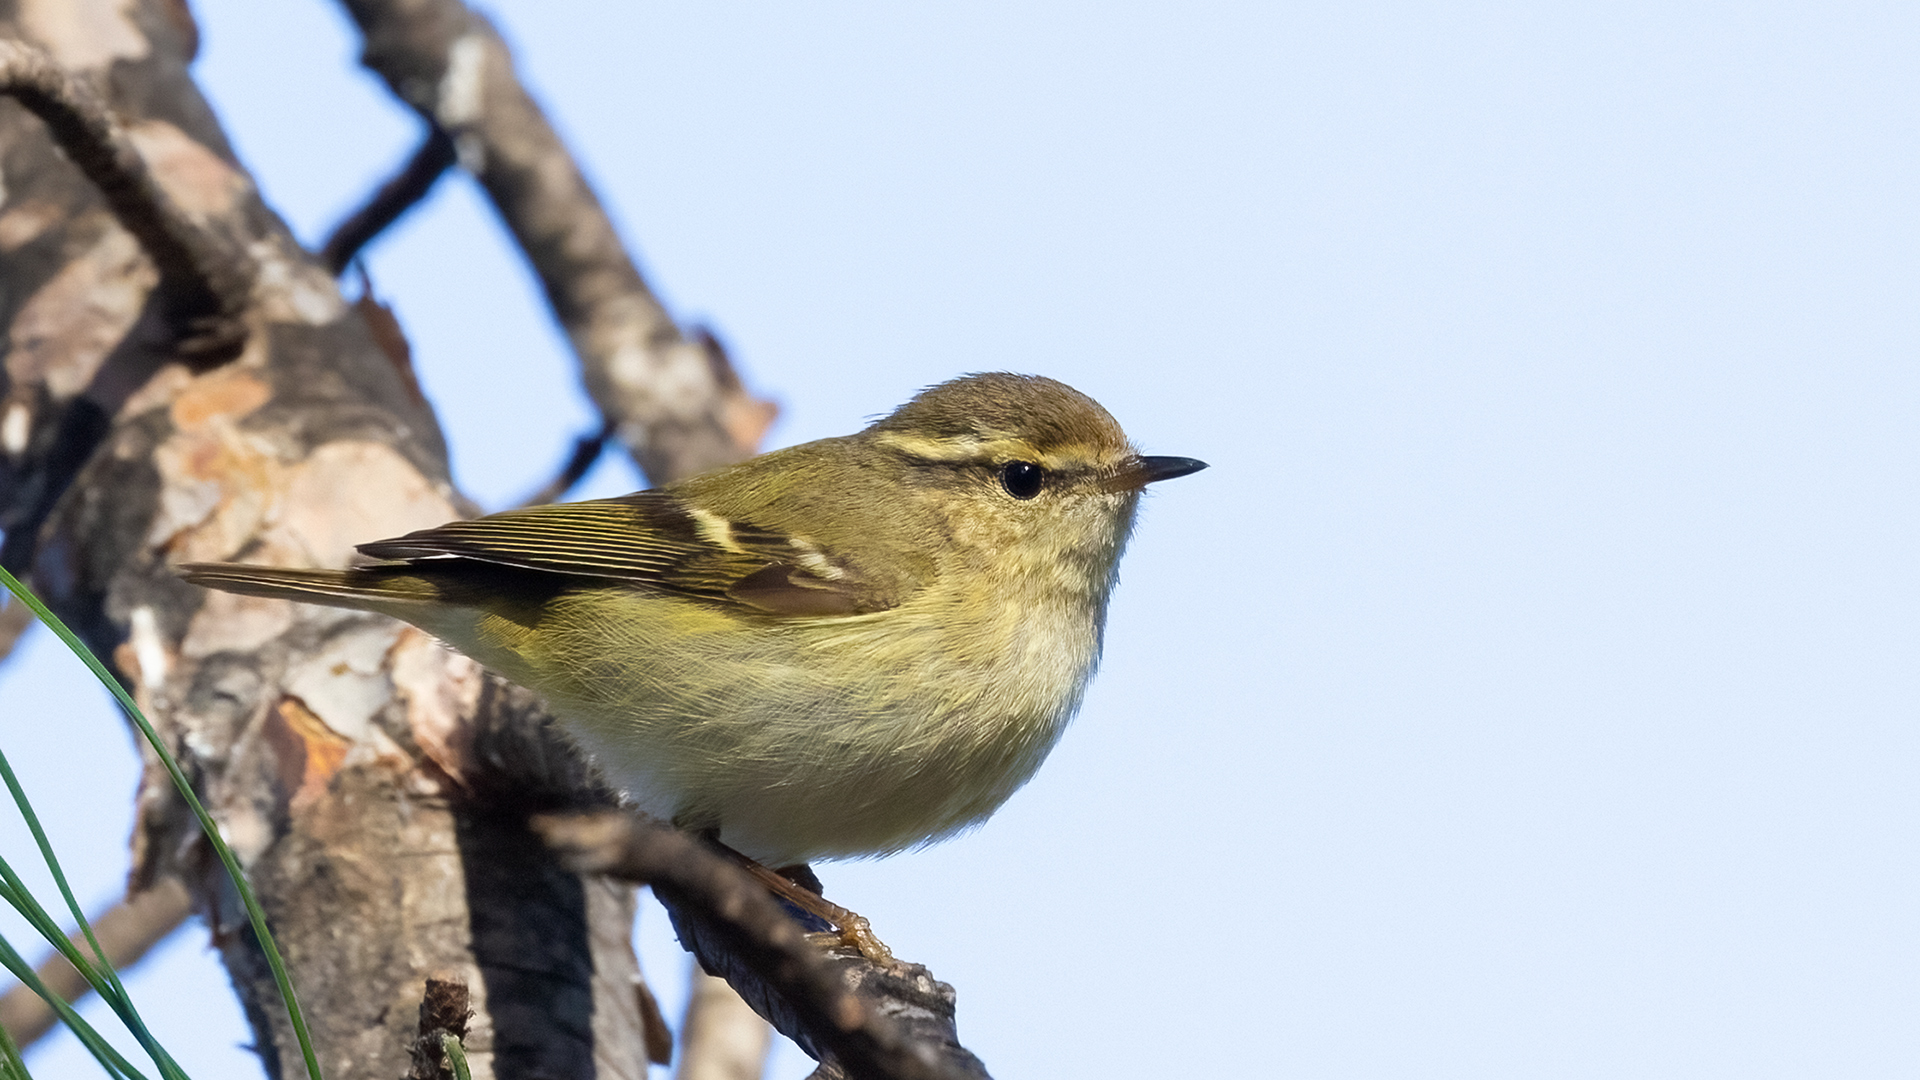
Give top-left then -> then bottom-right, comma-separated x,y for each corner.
539,814 -> 992,1080
1,2 -> 993,1077
405,975 -> 472,1080
0,4 -> 647,1077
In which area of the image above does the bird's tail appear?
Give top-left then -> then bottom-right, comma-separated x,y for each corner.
177,563 -> 439,615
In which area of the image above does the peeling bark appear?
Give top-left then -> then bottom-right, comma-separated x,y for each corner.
1,4 -> 994,1078
0,7 -> 646,1078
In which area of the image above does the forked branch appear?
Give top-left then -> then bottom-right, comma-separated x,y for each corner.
335,0 -> 777,486
0,38 -> 251,361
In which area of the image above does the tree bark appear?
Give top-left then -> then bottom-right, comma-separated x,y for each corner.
0,4 -> 647,1076
0,3 -> 993,1077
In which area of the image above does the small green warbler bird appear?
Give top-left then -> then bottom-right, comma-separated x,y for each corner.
182,373 -> 1202,873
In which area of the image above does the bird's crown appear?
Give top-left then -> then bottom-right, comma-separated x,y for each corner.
869,373 -> 1134,468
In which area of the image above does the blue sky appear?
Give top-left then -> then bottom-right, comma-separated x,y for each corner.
3,2 -> 1917,1077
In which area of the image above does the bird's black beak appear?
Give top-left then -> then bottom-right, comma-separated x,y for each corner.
1107,455 -> 1208,491
1138,456 -> 1208,484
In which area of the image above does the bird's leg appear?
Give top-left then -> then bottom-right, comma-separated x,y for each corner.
771,862 -> 824,894
708,843 -> 894,964
769,862 -> 896,964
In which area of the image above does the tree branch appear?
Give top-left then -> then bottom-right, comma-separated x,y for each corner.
0,38 -> 251,362
0,10 -> 655,1075
516,421 -> 614,508
319,127 -> 458,276
536,814 -> 992,1080
406,975 -> 473,1080
335,0 -> 778,485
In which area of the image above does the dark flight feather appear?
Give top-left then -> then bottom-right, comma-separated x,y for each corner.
354,491 -> 897,618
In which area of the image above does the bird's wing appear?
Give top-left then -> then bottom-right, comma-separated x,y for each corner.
356,492 -> 898,617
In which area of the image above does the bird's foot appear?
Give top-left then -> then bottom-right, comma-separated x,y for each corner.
802,912 -> 893,965
724,850 -> 896,964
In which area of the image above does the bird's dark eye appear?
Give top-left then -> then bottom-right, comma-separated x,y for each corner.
999,461 -> 1044,499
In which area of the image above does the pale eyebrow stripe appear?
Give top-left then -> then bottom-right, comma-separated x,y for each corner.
873,430 -> 1120,474
874,430 -> 1064,463
873,431 -> 990,460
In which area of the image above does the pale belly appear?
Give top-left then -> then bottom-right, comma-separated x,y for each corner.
445,588 -> 1102,866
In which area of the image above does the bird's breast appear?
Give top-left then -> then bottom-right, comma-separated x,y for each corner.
452,574 -> 1107,865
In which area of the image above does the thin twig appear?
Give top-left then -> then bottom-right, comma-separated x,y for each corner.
320,127 -> 458,275
0,39 -> 251,362
535,813 -> 991,1080
335,0 -> 777,485
515,421 -> 614,507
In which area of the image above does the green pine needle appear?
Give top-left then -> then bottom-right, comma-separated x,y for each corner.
0,752 -> 187,1080
0,567 -> 322,1080
0,990 -> 31,1080
0,932 -> 146,1080
438,1033 -> 471,1080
